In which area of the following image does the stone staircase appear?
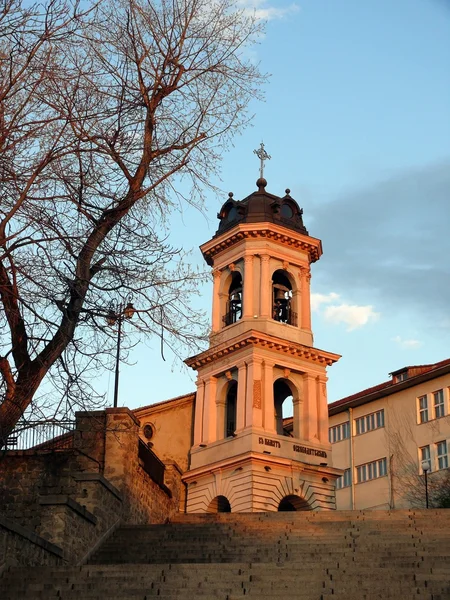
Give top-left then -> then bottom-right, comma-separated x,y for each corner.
1,510 -> 450,599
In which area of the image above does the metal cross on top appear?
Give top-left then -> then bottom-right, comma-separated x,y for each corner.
253,142 -> 271,179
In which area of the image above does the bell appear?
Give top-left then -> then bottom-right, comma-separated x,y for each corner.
230,291 -> 241,305
275,289 -> 286,302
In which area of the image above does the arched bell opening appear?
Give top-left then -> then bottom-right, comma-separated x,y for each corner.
223,271 -> 242,327
207,495 -> 232,513
225,380 -> 237,438
278,495 -> 310,512
272,270 -> 296,326
274,378 -> 295,436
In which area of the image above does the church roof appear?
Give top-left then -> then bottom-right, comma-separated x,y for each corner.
215,178 -> 308,238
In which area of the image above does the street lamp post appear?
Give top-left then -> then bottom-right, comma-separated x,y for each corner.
421,460 -> 430,509
107,298 -> 135,408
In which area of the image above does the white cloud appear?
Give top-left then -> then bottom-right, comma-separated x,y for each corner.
392,336 -> 422,349
237,0 -> 300,20
311,292 -> 340,312
323,304 -> 380,331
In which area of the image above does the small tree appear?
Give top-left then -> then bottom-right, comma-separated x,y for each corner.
0,0 -> 266,445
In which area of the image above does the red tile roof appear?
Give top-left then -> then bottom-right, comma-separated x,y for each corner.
329,358 -> 450,414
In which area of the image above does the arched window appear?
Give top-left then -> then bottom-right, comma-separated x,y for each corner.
274,379 -> 294,436
272,270 -> 296,326
223,272 -> 242,326
225,381 -> 237,437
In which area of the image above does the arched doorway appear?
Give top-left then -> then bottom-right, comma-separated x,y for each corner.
278,495 -> 310,512
207,495 -> 231,513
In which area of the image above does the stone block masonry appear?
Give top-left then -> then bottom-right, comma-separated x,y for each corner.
0,408 -> 182,567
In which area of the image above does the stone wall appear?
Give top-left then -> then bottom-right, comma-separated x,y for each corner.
0,516 -> 63,572
101,409 -> 182,525
0,408 -> 182,566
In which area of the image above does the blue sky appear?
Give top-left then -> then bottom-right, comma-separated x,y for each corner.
111,0 -> 450,410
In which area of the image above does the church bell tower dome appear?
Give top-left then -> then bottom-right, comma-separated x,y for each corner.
215,178 -> 309,241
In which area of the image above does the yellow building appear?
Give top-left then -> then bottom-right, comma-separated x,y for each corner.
329,359 -> 450,510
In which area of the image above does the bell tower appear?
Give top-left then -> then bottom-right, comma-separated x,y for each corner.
183,151 -> 341,513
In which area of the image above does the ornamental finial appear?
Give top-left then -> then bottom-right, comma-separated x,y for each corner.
253,142 -> 271,179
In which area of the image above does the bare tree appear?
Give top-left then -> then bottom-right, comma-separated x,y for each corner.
385,407 -> 450,508
0,0 -> 266,445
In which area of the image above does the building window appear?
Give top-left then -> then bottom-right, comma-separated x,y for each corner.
418,395 -> 429,424
419,445 -> 431,473
336,469 -> 351,489
355,409 -> 385,435
434,389 -> 445,419
436,441 -> 449,471
356,458 -> 387,483
394,371 -> 408,383
329,421 -> 350,444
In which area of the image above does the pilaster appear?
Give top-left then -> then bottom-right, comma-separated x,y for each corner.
299,266 -> 312,331
245,358 -> 263,428
243,255 -> 254,318
260,255 -> 271,318
193,378 -> 205,445
236,362 -> 247,431
263,360 -> 276,433
202,376 -> 218,444
211,269 -> 222,332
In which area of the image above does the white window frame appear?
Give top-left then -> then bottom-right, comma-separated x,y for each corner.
436,440 -> 449,471
329,421 -> 350,444
336,469 -> 351,490
355,409 -> 385,436
418,395 -> 429,424
419,445 -> 431,474
434,389 -> 445,419
356,458 -> 387,483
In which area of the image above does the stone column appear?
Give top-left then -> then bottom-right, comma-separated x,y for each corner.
216,381 -> 227,440
202,376 -> 218,444
292,395 -> 303,440
260,255 -> 271,318
303,373 -> 318,441
263,360 -> 276,433
236,362 -> 247,431
299,266 -> 312,331
317,375 -> 329,444
211,269 -> 222,332
193,378 -> 205,445
243,255 -> 254,318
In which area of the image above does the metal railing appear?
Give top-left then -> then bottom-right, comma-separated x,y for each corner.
4,420 -> 76,450
138,438 -> 166,488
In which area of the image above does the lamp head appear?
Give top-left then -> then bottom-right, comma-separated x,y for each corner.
421,460 -> 431,473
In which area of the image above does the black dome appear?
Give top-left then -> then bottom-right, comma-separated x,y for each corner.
216,179 -> 308,237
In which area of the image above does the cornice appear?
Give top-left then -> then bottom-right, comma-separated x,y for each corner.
185,330 -> 340,370
200,223 -> 322,266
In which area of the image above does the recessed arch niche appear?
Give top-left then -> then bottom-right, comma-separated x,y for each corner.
225,380 -> 238,438
273,378 -> 296,436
